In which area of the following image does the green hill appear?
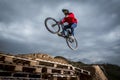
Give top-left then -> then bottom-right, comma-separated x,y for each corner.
101,64 -> 120,80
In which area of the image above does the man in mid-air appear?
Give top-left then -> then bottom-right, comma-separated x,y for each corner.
58,9 -> 78,39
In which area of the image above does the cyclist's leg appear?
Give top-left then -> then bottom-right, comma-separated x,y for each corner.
71,23 -> 77,36
62,25 -> 71,35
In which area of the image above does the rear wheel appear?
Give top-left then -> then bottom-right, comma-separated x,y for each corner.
44,17 -> 60,34
66,37 -> 78,50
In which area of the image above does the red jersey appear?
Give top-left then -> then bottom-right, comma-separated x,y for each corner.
61,12 -> 77,24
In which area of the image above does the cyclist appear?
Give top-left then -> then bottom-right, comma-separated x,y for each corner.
58,9 -> 78,39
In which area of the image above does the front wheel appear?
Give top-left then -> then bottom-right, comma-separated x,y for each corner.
44,17 -> 60,34
66,37 -> 78,50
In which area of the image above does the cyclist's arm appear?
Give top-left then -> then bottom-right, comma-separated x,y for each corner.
59,18 -> 66,24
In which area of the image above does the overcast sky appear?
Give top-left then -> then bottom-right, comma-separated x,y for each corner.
0,0 -> 120,65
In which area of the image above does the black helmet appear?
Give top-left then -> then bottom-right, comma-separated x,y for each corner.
62,9 -> 69,14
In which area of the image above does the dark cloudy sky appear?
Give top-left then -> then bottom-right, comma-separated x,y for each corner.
0,0 -> 120,65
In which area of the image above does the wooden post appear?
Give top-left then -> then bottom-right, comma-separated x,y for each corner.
67,77 -> 71,80
35,67 -> 42,73
30,61 -> 37,66
53,77 -> 57,80
5,56 -> 13,63
61,70 -> 64,74
15,65 -> 23,71
47,68 -> 52,74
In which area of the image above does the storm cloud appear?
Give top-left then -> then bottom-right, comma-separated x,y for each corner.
0,0 -> 120,65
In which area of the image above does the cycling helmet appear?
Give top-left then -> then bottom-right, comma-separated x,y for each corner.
62,9 -> 69,14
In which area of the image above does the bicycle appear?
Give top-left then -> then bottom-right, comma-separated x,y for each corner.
44,17 -> 78,50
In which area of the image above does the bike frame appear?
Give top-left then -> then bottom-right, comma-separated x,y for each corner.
59,24 -> 72,38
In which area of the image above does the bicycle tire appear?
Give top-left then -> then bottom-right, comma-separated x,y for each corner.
44,17 -> 60,34
66,37 -> 78,50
